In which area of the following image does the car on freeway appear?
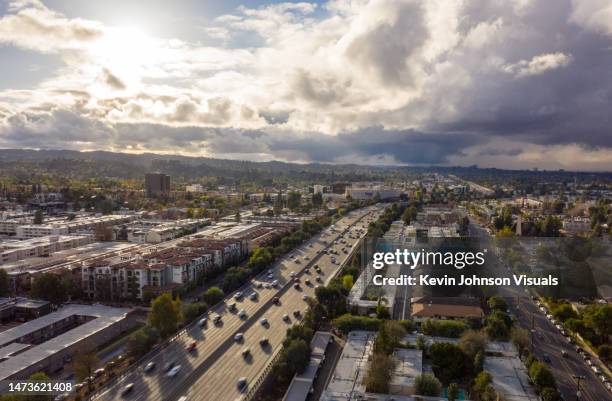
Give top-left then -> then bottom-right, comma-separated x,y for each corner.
561,350 -> 568,358
272,296 -> 280,304
234,291 -> 243,299
166,365 -> 182,378
293,310 -> 301,317
212,314 -> 222,324
543,354 -> 551,363
178,397 -> 188,401
198,317 -> 208,327
304,279 -> 311,285
121,383 -> 134,397
263,282 -> 271,289
143,361 -> 156,373
260,318 -> 268,326
238,309 -> 247,318
272,280 -> 279,287
234,333 -> 244,342
163,361 -> 175,372
255,282 -> 263,289
260,338 -> 269,346
316,276 -> 322,283
293,283 -> 300,290
302,294 -> 309,301
290,271 -> 296,277
241,348 -> 251,358
237,377 -> 248,391
267,273 -> 274,279
186,341 -> 197,352
228,302 -> 237,311
250,292 -> 258,301
282,314 -> 290,322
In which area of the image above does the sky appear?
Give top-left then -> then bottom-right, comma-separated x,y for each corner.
0,0 -> 611,171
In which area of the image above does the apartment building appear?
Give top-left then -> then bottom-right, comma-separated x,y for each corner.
82,237 -> 242,301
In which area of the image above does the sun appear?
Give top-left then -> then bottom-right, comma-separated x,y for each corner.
88,26 -> 162,94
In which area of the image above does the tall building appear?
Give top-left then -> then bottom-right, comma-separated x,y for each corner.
145,173 -> 171,197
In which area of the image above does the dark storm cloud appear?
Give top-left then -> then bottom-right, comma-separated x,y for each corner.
268,126 -> 482,164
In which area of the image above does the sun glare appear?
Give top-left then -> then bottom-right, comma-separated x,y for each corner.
89,26 -> 161,94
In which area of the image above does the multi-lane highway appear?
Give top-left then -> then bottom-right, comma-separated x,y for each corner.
93,205 -> 383,401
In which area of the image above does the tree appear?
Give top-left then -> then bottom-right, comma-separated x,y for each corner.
473,371 -> 492,395
284,339 -> 310,374
541,387 -> 559,401
529,361 -> 556,390
126,325 -> 160,358
375,321 -> 406,355
34,209 -> 44,225
459,330 -> 486,359
27,371 -> 53,401
448,382 -> 459,401
365,353 -> 395,393
487,296 -> 508,311
342,275 -> 354,291
429,342 -> 469,384
401,206 -> 418,225
511,327 -> 530,357
287,192 -> 301,211
583,304 -> 612,343
149,293 -> 182,338
416,334 -> 427,350
30,273 -> 66,304
202,287 -> 224,305
414,373 -> 442,396
182,302 -> 207,324
315,285 -> 346,318
71,342 -> 100,392
473,350 -> 484,374
551,303 -> 578,322
0,269 -> 10,296
597,344 -> 612,361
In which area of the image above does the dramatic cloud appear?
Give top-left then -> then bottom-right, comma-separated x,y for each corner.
0,0 -> 611,170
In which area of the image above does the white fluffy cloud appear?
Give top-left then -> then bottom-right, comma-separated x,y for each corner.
0,0 -> 611,170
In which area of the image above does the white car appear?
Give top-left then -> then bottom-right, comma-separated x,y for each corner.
238,309 -> 247,318
166,365 -> 182,378
234,333 -> 244,342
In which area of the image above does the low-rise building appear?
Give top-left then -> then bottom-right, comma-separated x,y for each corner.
0,304 -> 136,386
410,296 -> 485,322
0,235 -> 92,265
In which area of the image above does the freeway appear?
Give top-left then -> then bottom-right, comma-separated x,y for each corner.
469,221 -> 611,401
93,205 -> 383,401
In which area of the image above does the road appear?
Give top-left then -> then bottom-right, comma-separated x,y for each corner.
93,205 -> 383,401
469,220 -> 611,401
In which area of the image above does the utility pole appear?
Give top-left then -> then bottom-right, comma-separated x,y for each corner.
530,313 -> 535,353
572,375 -> 585,401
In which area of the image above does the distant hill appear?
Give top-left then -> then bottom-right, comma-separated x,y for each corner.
0,149 -> 609,186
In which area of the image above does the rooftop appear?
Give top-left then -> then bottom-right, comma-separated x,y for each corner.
0,303 -> 132,382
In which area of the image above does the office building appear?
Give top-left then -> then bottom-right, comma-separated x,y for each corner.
145,173 -> 171,197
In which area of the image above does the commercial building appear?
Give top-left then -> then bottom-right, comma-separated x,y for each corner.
0,297 -> 50,323
0,235 -> 92,265
15,215 -> 134,239
345,186 -> 401,201
144,219 -> 206,243
0,304 -> 135,387
145,173 -> 171,197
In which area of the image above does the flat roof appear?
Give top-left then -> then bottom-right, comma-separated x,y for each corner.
390,348 -> 422,388
0,304 -> 131,381
321,331 -> 375,401
282,360 -> 322,401
485,356 -> 538,401
310,331 -> 331,358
